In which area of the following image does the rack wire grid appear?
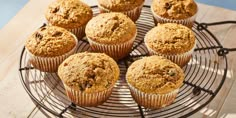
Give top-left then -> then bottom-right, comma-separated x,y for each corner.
19,5 -> 228,118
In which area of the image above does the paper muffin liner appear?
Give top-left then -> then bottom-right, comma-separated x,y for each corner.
151,6 -> 198,28
26,33 -> 78,72
63,83 -> 114,107
144,39 -> 196,67
87,33 -> 137,60
98,3 -> 144,22
67,25 -> 86,40
127,83 -> 179,109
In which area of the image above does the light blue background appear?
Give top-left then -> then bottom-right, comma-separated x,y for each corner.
0,0 -> 235,29
196,0 -> 236,11
0,0 -> 28,29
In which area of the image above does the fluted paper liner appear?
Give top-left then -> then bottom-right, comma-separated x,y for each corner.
67,25 -> 86,40
87,32 -> 137,60
144,38 -> 196,67
63,83 -> 114,107
128,83 -> 179,109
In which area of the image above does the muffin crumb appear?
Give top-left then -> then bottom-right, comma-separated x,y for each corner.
85,13 -> 136,44
25,26 -> 76,57
126,56 -> 185,94
145,23 -> 195,55
58,52 -> 120,93
45,0 -> 93,29
98,0 -> 144,11
152,0 -> 198,19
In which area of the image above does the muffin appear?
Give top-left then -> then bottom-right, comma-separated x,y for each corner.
45,0 -> 93,39
151,0 -> 198,28
126,56 -> 185,109
144,23 -> 196,67
58,52 -> 120,107
97,0 -> 144,22
85,13 -> 137,60
25,25 -> 78,72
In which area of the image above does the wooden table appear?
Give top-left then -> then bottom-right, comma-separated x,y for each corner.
1,0 -> 236,117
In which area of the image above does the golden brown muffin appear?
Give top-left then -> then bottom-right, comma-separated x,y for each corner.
25,26 -> 76,57
151,0 -> 197,20
98,0 -> 144,12
45,0 -> 93,29
126,56 -> 184,94
58,52 -> 120,93
145,23 -> 195,55
85,12 -> 137,44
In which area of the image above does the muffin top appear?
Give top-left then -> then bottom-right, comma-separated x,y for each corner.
25,26 -> 76,57
126,56 -> 184,94
151,0 -> 197,19
85,13 -> 137,44
45,0 -> 93,29
145,23 -> 195,55
98,0 -> 144,11
58,52 -> 120,93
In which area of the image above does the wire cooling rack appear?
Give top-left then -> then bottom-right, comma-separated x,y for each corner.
19,5 -> 232,118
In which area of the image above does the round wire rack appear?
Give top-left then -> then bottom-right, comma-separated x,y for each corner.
19,6 -> 228,118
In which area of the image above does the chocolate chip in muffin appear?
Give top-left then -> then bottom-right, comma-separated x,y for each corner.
63,63 -> 68,66
63,14 -> 69,19
164,3 -> 172,10
52,31 -> 63,37
52,7 -> 59,13
40,23 -> 47,28
35,32 -> 43,41
40,27 -> 46,31
79,84 -> 86,91
111,22 -> 119,31
112,16 -> 119,20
